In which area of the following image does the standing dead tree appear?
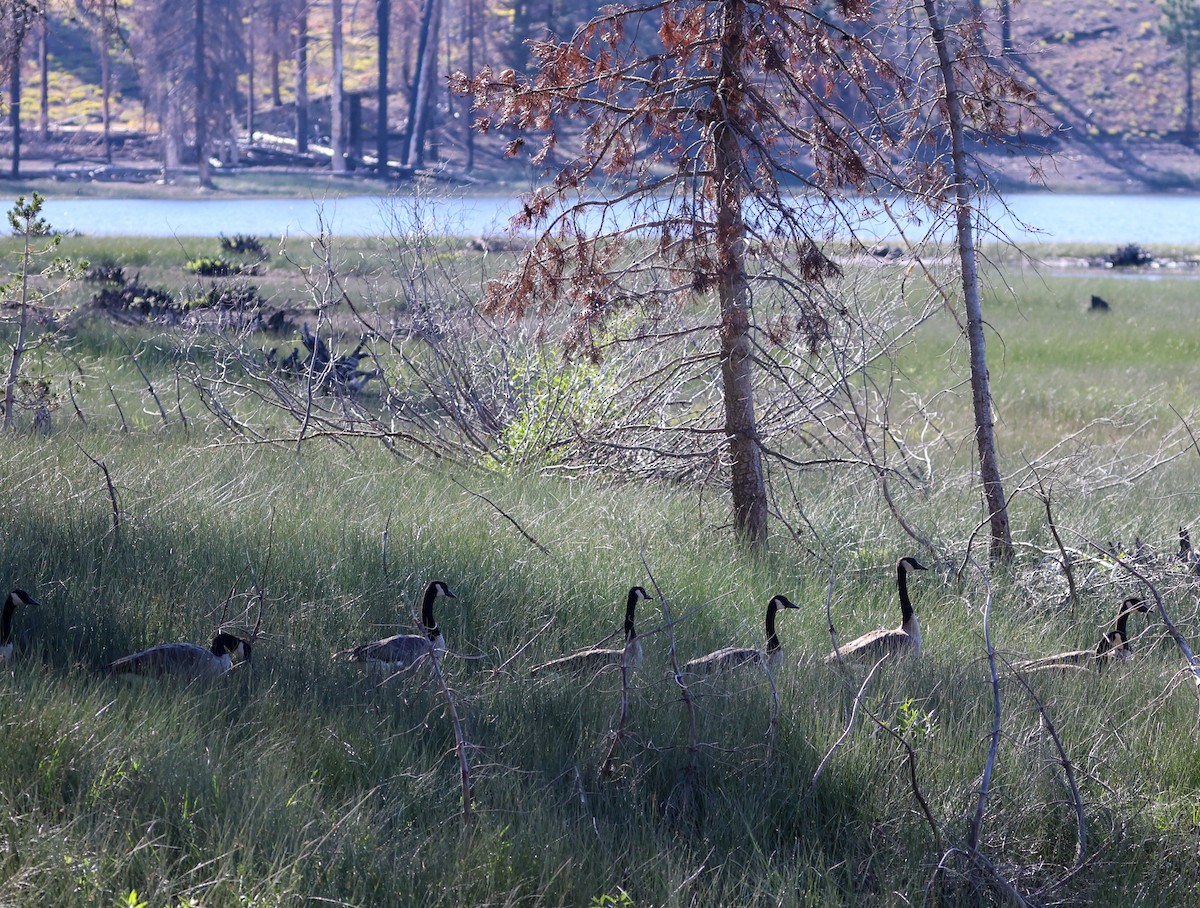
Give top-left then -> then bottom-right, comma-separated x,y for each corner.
454,0 -> 1039,550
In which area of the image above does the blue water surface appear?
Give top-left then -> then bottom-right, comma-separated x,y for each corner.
36,192 -> 1200,245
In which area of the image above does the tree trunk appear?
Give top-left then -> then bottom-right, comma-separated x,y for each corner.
38,18 -> 48,142
999,0 -> 1012,56
4,226 -> 33,430
164,85 -> 182,177
195,0 -> 213,187
295,1 -> 309,154
246,3 -> 256,136
922,0 -> 1013,565
1186,46 -> 1195,143
100,14 -> 111,164
404,0 -> 439,167
8,44 -> 21,178
712,0 -> 767,548
376,0 -> 390,173
269,0 -> 281,106
464,0 -> 475,171
331,0 -> 346,171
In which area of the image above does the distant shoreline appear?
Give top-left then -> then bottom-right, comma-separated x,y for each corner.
3,135 -> 1200,201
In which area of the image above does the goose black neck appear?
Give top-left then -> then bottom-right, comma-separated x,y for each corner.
765,601 -> 782,653
623,589 -> 640,641
1114,600 -> 1141,640
420,584 -> 439,633
898,563 -> 914,623
0,598 -> 13,646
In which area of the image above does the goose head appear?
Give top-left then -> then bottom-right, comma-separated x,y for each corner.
213,632 -> 252,663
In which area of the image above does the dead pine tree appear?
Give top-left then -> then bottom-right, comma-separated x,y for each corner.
912,0 -> 1044,565
454,0 -> 1041,551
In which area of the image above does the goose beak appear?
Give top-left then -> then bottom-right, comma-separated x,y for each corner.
239,640 -> 253,663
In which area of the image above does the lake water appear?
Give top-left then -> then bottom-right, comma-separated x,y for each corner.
37,192 -> 1200,245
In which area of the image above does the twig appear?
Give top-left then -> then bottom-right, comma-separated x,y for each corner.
1005,657 -> 1088,869
762,654 -> 781,760
861,698 -> 944,855
1031,468 -> 1079,614
120,335 -> 170,428
644,556 -> 699,822
75,441 -> 120,535
427,640 -> 474,833
969,565 -> 999,854
822,562 -> 842,663
245,508 -> 274,642
489,616 -> 555,679
107,384 -> 128,432
451,476 -> 551,556
174,362 -> 189,434
599,630 -> 635,782
67,378 -> 87,426
805,655 -> 886,797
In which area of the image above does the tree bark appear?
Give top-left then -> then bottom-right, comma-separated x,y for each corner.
922,0 -> 1013,565
100,13 -> 111,164
464,0 -> 476,171
195,0 -> 213,187
37,16 -> 48,142
713,0 -> 767,548
331,0 -> 346,171
376,0 -> 389,173
404,0 -> 439,167
295,0 -> 309,154
1187,45 -> 1196,143
8,41 -> 21,178
4,219 -> 34,429
246,2 -> 256,136
268,0 -> 281,106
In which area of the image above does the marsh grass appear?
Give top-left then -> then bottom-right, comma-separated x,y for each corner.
3,240 -> 1200,904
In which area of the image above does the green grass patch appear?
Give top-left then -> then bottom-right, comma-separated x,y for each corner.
1,237 -> 1200,904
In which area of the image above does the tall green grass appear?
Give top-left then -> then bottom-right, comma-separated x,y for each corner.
2,241 -> 1200,905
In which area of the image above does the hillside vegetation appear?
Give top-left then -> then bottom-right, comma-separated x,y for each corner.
7,0 -> 1200,192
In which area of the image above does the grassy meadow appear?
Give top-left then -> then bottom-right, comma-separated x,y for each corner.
2,227 -> 1200,907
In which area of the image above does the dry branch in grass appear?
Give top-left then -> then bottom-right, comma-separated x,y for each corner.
119,335 -> 170,428
428,642 -> 474,833
860,697 -> 944,856
968,565 -> 1000,857
806,655 -> 886,798
76,441 -> 120,535
642,562 -> 699,823
1004,659 -> 1088,871
1030,469 -> 1080,614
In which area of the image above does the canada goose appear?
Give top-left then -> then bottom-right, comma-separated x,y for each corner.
684,594 -> 800,673
531,586 -> 652,675
347,580 -> 456,670
0,589 -> 38,661
1016,596 -> 1152,672
825,557 -> 928,663
103,632 -> 252,679
1178,528 -> 1200,574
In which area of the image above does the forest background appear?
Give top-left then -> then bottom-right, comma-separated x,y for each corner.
3,0 -> 1200,191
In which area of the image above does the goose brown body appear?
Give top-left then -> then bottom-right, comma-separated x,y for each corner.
1016,596 -> 1151,672
348,580 -> 455,670
685,594 -> 799,673
531,586 -> 651,675
825,557 -> 927,663
104,632 -> 252,679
